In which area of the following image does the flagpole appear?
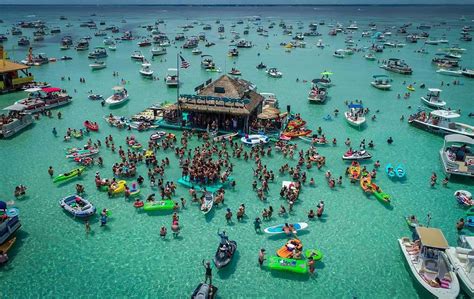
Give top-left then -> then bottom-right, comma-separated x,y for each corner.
176,52 -> 180,103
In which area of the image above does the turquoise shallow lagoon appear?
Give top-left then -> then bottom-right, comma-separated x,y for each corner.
0,5 -> 473,298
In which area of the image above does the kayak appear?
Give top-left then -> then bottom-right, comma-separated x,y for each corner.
268,256 -> 308,274
143,200 -> 174,211
191,283 -> 218,299
59,194 -> 96,218
264,222 -> 308,234
282,129 -> 312,138
213,240 -> 237,269
304,249 -> 323,261
201,192 -> 214,214
287,119 -> 306,130
53,166 -> 85,183
385,163 -> 395,178
396,164 -> 406,178
83,120 -> 99,131
109,180 -> 126,195
360,176 -> 373,192
373,184 -> 391,204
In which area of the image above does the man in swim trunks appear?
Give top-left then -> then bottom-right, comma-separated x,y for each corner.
202,260 -> 212,285
258,249 -> 266,267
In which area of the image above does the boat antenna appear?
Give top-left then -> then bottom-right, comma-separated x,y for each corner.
426,213 -> 432,227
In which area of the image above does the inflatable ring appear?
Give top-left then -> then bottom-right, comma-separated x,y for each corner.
6,207 -> 19,217
305,249 -> 323,261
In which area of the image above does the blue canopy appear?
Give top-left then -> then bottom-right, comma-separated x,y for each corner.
348,104 -> 363,109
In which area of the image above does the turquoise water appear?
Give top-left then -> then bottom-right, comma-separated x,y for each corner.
0,5 -> 474,298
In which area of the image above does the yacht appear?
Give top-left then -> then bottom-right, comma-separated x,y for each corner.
130,51 -> 145,61
17,36 -> 30,47
436,68 -> 462,77
333,49 -> 345,58
75,39 -> 89,51
344,104 -> 366,128
439,134 -> 474,178
399,227 -> 460,299
139,63 -> 154,77
408,109 -> 474,138
380,58 -> 412,75
346,23 -> 358,30
308,84 -> 327,104
14,87 -> 72,114
446,236 -> 474,296
370,75 -> 392,90
191,48 -> 202,55
151,46 -> 166,56
201,55 -> 215,69
88,47 -> 107,59
420,88 -> 446,108
165,68 -> 179,87
105,86 -> 129,107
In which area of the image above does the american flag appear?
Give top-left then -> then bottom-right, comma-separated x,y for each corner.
180,55 -> 190,69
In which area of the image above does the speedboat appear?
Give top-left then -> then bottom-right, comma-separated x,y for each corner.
228,68 -> 241,76
151,46 -> 166,56
105,86 -> 129,107
165,68 -> 178,87
0,201 -> 21,244
461,69 -> 474,78
130,51 -> 144,61
308,84 -> 327,103
201,55 -> 215,69
446,235 -> 474,297
439,134 -> 474,178
139,63 -> 153,77
191,48 -> 202,55
409,109 -> 474,138
89,61 -> 106,70
59,195 -> 96,218
380,58 -> 412,75
333,49 -> 345,58
364,53 -> 376,61
88,47 -> 107,59
266,68 -> 282,78
213,239 -> 237,269
342,149 -> 372,160
421,88 -> 446,108
191,283 -> 217,299
256,62 -> 267,69
399,227 -> 460,299
108,45 -> 116,51
344,104 -> 366,128
137,39 -> 151,47
370,75 -> 392,90
436,68 -> 463,77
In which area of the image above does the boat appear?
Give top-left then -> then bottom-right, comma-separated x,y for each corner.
264,223 -> 308,234
88,94 -> 103,101
89,61 -> 106,70
342,149 -> 372,161
151,46 -> 166,56
53,167 -> 85,183
0,110 -> 33,138
228,68 -> 241,76
83,120 -> 99,131
385,164 -> 395,178
409,109 -> 474,138
165,68 -> 179,87
143,200 -> 175,211
260,93 -> 278,108
268,256 -> 308,274
370,75 -> 392,90
201,55 -> 215,69
266,68 -> 282,78
333,49 -> 345,58
191,48 -> 202,55
256,62 -> 267,69
318,72 -> 334,87
436,69 -> 463,77
21,52 -> 49,66
75,39 -> 89,51
241,134 -> 269,146
59,195 -> 96,218
364,53 -> 376,61
398,227 -> 460,298
13,87 -> 72,114
137,39 -> 152,47
201,192 -> 214,214
344,104 -> 366,128
421,88 -> 446,108
307,83 -> 327,103
454,190 -> 473,206
0,237 -> 16,255
380,58 -> 413,75
0,202 -> 21,245
139,63 -> 154,77
191,283 -> 218,299
213,239 -> 237,269
439,134 -> 474,178
87,47 -> 107,59
446,235 -> 474,297
105,86 -> 129,107
461,69 -> 474,78
130,51 -> 144,61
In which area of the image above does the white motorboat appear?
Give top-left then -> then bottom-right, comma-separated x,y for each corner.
108,45 -> 116,51
130,51 -> 144,61
151,46 -> 166,56
165,68 -> 179,87
370,75 -> 392,90
192,48 -> 202,55
307,84 -> 327,104
139,63 -> 154,77
409,109 -> 474,138
439,134 -> 474,178
446,235 -> 474,297
333,49 -> 345,58
89,61 -> 106,70
342,149 -> 372,160
316,39 -> 325,48
399,227 -> 460,299
344,104 -> 366,128
364,53 -> 376,61
462,69 -> 474,78
436,68 -> 463,77
420,88 -> 446,108
105,86 -> 129,107
380,58 -> 412,75
266,68 -> 282,78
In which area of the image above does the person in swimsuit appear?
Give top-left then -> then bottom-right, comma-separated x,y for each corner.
202,260 -> 212,285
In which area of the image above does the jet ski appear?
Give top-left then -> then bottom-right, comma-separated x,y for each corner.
256,62 -> 267,69
191,283 -> 218,299
213,240 -> 237,269
342,149 -> 372,161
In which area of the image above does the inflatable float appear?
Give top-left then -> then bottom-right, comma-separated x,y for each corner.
264,222 -> 308,234
59,195 -> 96,218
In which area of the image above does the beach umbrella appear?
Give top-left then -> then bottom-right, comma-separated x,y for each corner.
320,71 -> 333,76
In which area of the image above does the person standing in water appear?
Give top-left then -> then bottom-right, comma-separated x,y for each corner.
258,248 -> 266,267
48,166 -> 54,177
202,260 -> 212,285
85,219 -> 91,234
254,217 -> 262,233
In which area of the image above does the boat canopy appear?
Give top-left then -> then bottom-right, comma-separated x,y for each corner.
428,88 -> 442,92
444,134 -> 474,145
348,104 -> 363,109
112,86 -> 125,91
431,110 -> 460,119
42,87 -> 61,93
320,71 -> 333,76
3,103 -> 27,111
416,227 -> 449,249
373,75 -> 389,78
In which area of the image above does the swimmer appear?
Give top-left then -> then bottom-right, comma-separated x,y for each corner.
387,137 -> 393,144
48,166 -> 54,177
254,217 -> 262,233
160,226 -> 167,239
258,248 -> 266,267
457,218 -> 465,232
